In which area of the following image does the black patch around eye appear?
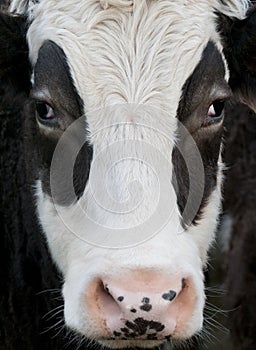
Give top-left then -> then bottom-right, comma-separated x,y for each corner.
38,118 -> 93,206
32,41 -> 92,205
177,41 -> 226,124
33,41 -> 84,118
73,141 -> 93,200
172,129 -> 222,226
173,41 -> 225,226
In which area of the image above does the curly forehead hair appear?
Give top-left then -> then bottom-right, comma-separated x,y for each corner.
9,0 -> 250,18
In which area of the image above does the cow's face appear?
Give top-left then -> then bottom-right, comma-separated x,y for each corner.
4,0 -> 253,348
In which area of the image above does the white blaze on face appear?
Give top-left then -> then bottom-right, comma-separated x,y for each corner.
11,0 -> 249,347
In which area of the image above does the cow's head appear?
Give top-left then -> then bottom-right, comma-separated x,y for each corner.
1,0 -> 256,348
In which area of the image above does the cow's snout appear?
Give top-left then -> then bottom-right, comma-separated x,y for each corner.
85,272 -> 198,341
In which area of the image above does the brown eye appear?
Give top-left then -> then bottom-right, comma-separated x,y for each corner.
35,101 -> 56,125
203,101 -> 225,127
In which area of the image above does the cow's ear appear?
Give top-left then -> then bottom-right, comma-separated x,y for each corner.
220,6 -> 256,112
0,12 -> 30,94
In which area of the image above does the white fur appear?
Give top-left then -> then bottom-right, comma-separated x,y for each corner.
9,0 -> 250,18
9,0 -> 249,347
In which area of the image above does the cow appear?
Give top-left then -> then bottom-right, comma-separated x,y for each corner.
1,0 -> 256,349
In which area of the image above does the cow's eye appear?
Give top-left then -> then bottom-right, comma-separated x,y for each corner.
35,101 -> 57,125
203,101 -> 225,127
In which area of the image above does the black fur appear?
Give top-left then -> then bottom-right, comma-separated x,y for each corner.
0,12 -> 30,94
222,101 -> 256,350
219,5 -> 256,111
0,11 -> 91,350
0,10 -> 61,350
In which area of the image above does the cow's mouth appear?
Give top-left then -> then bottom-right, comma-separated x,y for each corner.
98,338 -> 165,349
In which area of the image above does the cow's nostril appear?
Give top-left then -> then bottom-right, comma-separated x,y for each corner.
161,278 -> 186,302
162,290 -> 177,301
95,281 -> 121,320
104,284 -> 110,294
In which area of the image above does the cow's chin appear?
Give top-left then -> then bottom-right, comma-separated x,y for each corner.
98,339 -> 164,349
